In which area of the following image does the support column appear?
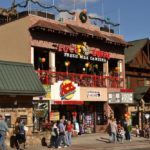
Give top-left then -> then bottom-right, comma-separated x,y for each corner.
31,47 -> 34,66
49,52 -> 56,83
49,52 -> 56,71
103,61 -> 109,87
117,60 -> 124,88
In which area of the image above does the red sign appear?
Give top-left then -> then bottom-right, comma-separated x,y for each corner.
120,89 -> 133,92
60,80 -> 76,100
57,44 -> 110,59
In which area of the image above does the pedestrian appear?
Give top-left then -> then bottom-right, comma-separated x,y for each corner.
110,118 -> 117,143
105,118 -> 112,143
135,125 -> 140,137
48,122 -> 59,148
19,120 -> 26,149
117,126 -> 125,143
14,117 -> 21,150
56,119 -> 68,148
66,120 -> 73,146
0,114 -> 9,150
126,119 -> 132,141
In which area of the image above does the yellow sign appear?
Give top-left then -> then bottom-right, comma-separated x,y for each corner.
43,85 -> 51,99
50,112 -> 60,121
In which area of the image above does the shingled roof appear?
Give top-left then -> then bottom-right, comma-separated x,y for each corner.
125,38 -> 148,64
30,20 -> 76,35
30,19 -> 128,46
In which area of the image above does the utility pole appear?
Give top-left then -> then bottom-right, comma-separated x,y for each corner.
12,0 -> 16,7
84,0 -> 87,9
118,8 -> 120,34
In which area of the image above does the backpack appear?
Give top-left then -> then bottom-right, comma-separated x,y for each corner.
41,137 -> 47,146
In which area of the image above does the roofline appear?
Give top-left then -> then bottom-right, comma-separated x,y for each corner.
0,91 -> 45,96
128,38 -> 149,43
0,60 -> 33,67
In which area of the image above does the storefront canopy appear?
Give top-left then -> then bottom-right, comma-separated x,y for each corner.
0,61 -> 45,96
134,86 -> 149,100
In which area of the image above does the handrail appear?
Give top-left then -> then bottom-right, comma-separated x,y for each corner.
35,70 -> 124,88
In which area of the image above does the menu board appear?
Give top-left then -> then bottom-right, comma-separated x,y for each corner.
50,112 -> 60,121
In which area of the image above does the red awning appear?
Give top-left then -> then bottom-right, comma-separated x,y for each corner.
53,101 -> 84,105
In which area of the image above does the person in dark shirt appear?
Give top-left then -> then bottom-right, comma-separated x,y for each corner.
48,122 -> 59,148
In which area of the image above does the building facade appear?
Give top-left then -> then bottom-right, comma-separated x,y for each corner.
125,38 -> 150,129
0,61 -> 45,134
0,11 -> 131,132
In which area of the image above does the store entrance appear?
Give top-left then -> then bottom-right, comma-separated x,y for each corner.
52,103 -> 95,134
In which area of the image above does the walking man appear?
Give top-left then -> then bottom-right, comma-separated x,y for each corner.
0,114 -> 9,150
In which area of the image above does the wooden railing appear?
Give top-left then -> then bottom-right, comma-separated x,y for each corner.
35,70 -> 124,88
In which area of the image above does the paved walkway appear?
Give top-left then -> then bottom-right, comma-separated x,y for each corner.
6,133 -> 150,150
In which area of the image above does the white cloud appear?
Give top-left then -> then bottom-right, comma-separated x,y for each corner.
56,12 -> 73,20
88,12 -> 102,18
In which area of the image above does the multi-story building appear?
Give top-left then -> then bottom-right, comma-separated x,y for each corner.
125,38 -> 150,128
0,10 -> 131,132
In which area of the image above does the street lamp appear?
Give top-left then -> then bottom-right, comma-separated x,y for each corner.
65,61 -> 70,76
85,62 -> 90,74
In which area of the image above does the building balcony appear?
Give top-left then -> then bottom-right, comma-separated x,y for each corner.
35,70 -> 124,88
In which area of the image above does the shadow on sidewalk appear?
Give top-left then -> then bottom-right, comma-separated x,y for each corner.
96,137 -> 109,143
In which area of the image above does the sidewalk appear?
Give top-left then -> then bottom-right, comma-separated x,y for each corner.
6,133 -> 150,150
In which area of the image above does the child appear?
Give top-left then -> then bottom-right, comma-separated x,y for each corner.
117,127 -> 125,143
135,125 -> 140,137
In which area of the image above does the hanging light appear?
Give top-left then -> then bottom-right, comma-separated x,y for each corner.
85,62 -> 90,68
65,61 -> 70,67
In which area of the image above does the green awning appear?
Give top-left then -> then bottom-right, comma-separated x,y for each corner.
0,61 -> 45,96
134,86 -> 149,100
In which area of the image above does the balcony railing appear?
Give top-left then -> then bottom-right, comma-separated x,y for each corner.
35,70 -> 124,88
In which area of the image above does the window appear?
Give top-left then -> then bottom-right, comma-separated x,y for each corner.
20,115 -> 27,125
5,115 -> 11,128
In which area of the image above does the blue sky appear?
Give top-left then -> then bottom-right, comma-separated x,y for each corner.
0,0 -> 150,41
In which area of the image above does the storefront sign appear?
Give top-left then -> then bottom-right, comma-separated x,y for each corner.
121,92 -> 133,103
64,53 -> 107,62
108,93 -> 120,103
0,108 -> 26,113
60,80 -> 76,100
80,87 -> 107,101
34,109 -> 47,117
43,85 -> 51,99
87,91 -> 100,98
51,80 -> 80,101
50,112 -> 60,121
108,92 -> 133,103
57,43 -> 110,62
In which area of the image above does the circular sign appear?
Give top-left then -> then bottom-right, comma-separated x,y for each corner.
60,80 -> 76,100
145,114 -> 150,119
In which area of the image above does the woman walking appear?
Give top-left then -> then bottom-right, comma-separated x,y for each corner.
66,120 -> 73,146
48,122 -> 59,148
13,117 -> 21,150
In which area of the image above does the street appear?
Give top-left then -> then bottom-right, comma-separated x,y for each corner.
7,133 -> 150,150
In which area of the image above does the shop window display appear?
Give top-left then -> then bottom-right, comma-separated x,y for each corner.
20,115 -> 27,125
33,100 -> 49,131
5,115 -> 11,128
83,113 -> 94,133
